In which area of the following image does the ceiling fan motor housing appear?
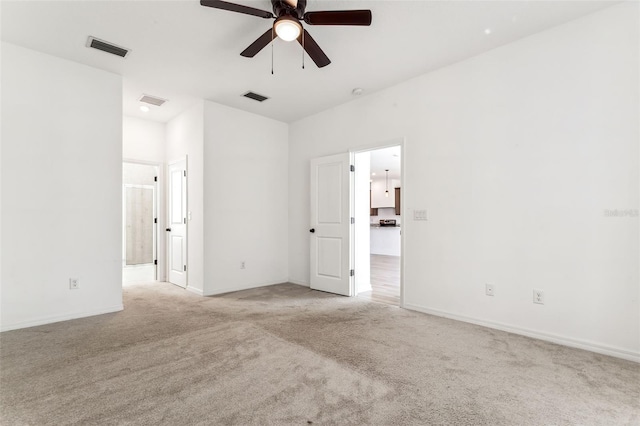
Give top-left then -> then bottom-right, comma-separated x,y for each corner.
272,0 -> 306,19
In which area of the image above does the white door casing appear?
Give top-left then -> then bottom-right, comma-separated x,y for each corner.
168,159 -> 187,288
310,153 -> 353,296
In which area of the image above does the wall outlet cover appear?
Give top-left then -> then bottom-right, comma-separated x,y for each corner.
533,289 -> 544,304
485,284 -> 495,296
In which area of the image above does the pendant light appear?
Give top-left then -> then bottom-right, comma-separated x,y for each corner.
385,169 -> 389,197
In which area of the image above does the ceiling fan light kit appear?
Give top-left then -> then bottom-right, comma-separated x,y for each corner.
274,15 -> 302,41
200,0 -> 372,68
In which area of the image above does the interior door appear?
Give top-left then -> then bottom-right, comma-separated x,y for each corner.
310,153 -> 353,296
168,159 -> 187,288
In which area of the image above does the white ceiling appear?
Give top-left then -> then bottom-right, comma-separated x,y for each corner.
370,146 -> 401,180
1,0 -> 616,124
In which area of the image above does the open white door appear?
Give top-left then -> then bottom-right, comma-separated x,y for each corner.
310,153 -> 353,296
168,159 -> 187,288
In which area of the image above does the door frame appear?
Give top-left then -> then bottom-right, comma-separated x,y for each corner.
122,159 -> 164,282
350,137 -> 405,307
167,157 -> 188,288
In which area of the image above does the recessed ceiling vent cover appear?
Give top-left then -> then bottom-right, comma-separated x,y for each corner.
86,36 -> 130,58
243,91 -> 269,102
139,94 -> 167,107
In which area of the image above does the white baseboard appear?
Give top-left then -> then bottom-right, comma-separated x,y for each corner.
403,303 -> 640,363
0,304 -> 124,332
185,286 -> 204,296
204,279 -> 289,296
287,280 -> 309,287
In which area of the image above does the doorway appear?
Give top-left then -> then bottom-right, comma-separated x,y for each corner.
122,162 -> 158,285
354,145 -> 402,306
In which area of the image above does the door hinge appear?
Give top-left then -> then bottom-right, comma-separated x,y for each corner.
350,165 -> 355,172
183,265 -> 187,272
183,170 -> 186,177
183,218 -> 186,224
350,269 -> 355,277
154,259 -> 158,265
154,176 -> 157,182
350,217 -> 355,224
154,218 -> 157,224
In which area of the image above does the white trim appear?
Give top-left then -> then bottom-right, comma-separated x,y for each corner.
122,158 -> 161,167
203,280 -> 289,296
350,137 -> 405,154
0,304 -> 124,332
185,286 -> 204,296
403,303 -> 640,363
358,283 -> 373,293
288,279 -> 310,287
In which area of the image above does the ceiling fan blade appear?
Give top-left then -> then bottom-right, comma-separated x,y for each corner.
200,0 -> 273,19
297,30 -> 330,68
304,10 -> 372,26
240,28 -> 276,57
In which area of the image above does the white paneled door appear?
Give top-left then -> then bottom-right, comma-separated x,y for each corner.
168,159 -> 187,288
310,153 -> 353,296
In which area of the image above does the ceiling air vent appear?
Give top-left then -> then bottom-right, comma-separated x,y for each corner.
243,91 -> 269,102
86,36 -> 130,58
139,94 -> 167,107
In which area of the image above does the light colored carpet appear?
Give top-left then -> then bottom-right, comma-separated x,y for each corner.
1,282 -> 638,425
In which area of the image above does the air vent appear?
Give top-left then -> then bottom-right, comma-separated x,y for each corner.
139,94 -> 167,107
243,91 -> 269,102
86,36 -> 130,58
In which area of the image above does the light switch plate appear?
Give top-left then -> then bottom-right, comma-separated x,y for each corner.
414,209 -> 427,221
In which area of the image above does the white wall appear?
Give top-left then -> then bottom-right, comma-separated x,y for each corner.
123,116 -> 166,164
203,101 -> 289,295
166,101 -> 204,294
164,100 -> 288,296
288,4 -> 639,360
1,42 -> 123,330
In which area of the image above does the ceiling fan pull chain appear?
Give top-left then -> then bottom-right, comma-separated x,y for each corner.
271,26 -> 274,75
302,30 -> 305,69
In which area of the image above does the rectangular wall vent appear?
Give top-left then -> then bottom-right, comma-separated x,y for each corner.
86,36 -> 130,58
139,94 -> 167,107
243,91 -> 269,102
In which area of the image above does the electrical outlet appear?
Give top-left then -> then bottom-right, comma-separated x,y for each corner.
240,261 -> 245,269
485,284 -> 495,296
533,289 -> 544,304
69,278 -> 79,290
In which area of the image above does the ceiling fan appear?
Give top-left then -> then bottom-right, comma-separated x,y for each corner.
200,0 -> 372,68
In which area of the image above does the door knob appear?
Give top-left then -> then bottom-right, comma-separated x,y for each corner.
309,228 -> 315,233
166,228 -> 172,232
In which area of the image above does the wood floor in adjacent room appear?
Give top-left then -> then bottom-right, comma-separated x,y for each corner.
358,254 -> 400,305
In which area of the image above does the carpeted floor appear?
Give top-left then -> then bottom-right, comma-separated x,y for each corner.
1,282 -> 638,425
